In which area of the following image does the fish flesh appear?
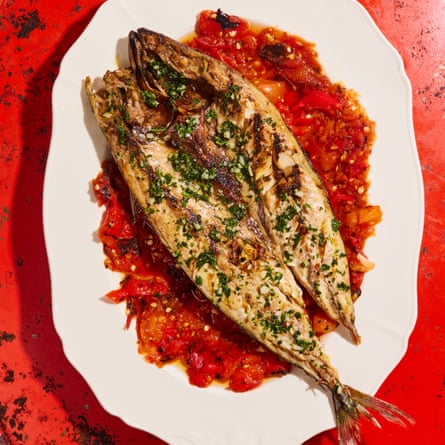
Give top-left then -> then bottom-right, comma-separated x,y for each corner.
85,28 -> 413,444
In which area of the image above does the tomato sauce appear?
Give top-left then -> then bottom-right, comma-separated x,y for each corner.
92,9 -> 381,392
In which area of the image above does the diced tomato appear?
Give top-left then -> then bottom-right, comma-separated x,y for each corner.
106,275 -> 170,304
194,9 -> 249,38
312,308 -> 339,336
229,355 -> 267,392
255,79 -> 287,103
299,89 -> 341,110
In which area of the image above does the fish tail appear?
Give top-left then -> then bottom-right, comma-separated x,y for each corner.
333,385 -> 414,445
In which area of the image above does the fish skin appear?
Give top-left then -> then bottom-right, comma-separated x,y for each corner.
85,27 -> 413,444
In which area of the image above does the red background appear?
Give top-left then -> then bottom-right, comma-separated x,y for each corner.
0,0 -> 444,444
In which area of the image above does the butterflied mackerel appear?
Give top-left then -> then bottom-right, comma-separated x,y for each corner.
85,27 -> 413,444
131,27 -> 359,343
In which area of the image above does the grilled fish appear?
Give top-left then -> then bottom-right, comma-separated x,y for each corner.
85,27 -> 413,444
130,28 -> 359,343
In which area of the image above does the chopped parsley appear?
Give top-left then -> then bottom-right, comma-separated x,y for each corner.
181,186 -> 209,205
196,251 -> 217,269
292,233 -> 302,248
337,282 -> 350,292
260,313 -> 291,336
293,330 -> 316,353
213,120 -> 239,148
215,272 -> 231,298
178,215 -> 202,239
264,264 -> 283,284
228,154 -> 254,187
169,150 -> 213,183
176,117 -> 198,140
331,218 -> 341,232
258,310 -> 299,337
148,169 -> 172,203
117,121 -> 127,145
283,250 -> 293,263
222,216 -> 239,239
141,90 -> 159,107
220,84 -> 241,113
228,203 -> 247,220
168,150 -> 216,204
263,116 -> 277,129
209,228 -> 221,241
149,59 -> 188,101
274,205 -> 299,232
205,108 -> 217,123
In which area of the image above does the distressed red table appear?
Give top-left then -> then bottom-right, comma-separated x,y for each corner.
0,0 -> 444,444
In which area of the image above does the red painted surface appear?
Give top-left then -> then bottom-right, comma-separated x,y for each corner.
0,0 -> 443,443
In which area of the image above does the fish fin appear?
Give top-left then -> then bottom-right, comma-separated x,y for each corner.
333,385 -> 414,445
